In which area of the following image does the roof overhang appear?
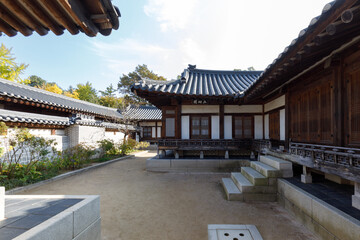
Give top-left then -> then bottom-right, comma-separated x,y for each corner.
0,0 -> 120,37
244,0 -> 360,102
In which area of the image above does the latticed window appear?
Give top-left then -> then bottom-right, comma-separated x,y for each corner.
234,116 -> 253,139
191,116 -> 209,139
143,127 -> 152,138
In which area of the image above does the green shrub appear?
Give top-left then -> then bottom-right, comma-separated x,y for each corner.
137,141 -> 150,150
98,139 -> 121,156
59,144 -> 95,170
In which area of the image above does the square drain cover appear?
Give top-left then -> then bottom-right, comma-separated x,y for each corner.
208,225 -> 263,240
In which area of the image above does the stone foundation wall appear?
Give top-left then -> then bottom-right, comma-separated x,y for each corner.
278,179 -> 360,240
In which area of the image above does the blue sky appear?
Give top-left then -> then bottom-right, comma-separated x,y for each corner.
1,0 -> 330,92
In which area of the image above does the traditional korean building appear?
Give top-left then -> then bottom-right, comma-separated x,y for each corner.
132,0 -> 360,229
0,79 -> 134,153
122,105 -> 162,143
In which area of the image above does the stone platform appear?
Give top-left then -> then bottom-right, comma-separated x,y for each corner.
1,195 -> 100,240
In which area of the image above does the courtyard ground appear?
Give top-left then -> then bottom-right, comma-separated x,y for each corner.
18,151 -> 318,240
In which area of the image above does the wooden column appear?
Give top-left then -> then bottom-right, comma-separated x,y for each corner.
176,104 -> 181,139
285,91 -> 290,149
220,105 -> 224,139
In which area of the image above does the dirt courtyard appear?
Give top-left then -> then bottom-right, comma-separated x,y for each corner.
18,151 -> 317,240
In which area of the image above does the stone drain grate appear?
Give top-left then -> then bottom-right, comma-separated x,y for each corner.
208,225 -> 263,240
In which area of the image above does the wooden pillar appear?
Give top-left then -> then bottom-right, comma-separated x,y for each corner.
220,105 -> 224,139
285,91 -> 290,149
176,104 -> 181,139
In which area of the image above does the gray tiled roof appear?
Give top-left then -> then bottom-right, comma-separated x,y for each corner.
122,105 -> 162,121
0,109 -> 70,126
0,79 -> 122,119
75,120 -> 136,131
132,66 -> 262,97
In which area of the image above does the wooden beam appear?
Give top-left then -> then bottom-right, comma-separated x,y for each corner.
0,2 -> 32,36
0,18 -> 17,36
37,0 -> 79,35
2,0 -> 48,35
18,0 -> 64,35
58,0 -> 99,37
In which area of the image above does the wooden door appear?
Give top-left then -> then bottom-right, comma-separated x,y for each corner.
269,111 -> 280,140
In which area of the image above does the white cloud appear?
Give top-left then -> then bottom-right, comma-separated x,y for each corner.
144,0 -> 199,31
90,0 -> 331,83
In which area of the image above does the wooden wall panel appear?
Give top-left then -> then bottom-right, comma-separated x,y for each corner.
289,71 -> 335,145
269,111 -> 280,140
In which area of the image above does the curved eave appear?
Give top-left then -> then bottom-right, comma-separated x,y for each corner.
0,0 -> 121,37
244,0 -> 359,101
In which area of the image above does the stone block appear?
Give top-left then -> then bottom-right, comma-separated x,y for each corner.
197,160 -> 219,169
352,195 -> 360,210
301,174 -> 312,183
73,196 -> 100,237
0,186 -> 4,220
225,150 -> 229,159
171,160 -> 197,169
241,167 -> 268,186
221,178 -> 243,201
280,181 -> 313,217
14,211 -> 73,240
312,199 -> 360,240
73,218 -> 101,240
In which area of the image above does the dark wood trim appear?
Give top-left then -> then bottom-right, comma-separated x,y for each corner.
285,92 -> 290,148
264,106 -> 285,114
220,105 -> 224,139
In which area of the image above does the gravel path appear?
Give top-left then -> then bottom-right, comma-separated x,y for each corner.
18,151 -> 318,240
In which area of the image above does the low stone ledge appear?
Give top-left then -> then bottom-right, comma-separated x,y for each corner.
5,195 -> 101,240
278,179 -> 360,240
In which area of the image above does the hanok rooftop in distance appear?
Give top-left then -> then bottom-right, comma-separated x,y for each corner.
122,105 -> 162,143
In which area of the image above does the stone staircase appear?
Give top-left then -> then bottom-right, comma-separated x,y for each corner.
221,154 -> 293,201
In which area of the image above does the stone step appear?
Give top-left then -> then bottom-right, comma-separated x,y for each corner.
241,167 -> 268,186
221,178 -> 242,201
259,155 -> 293,178
250,161 -> 281,178
231,172 -> 252,192
231,172 -> 277,193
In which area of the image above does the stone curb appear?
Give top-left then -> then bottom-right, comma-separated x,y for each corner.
5,154 -> 138,195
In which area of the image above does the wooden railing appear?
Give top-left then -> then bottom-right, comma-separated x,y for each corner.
289,142 -> 360,170
157,139 -> 253,150
252,139 -> 271,153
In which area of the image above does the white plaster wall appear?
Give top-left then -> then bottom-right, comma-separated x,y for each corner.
264,114 -> 270,139
224,115 -> 232,139
182,105 -> 219,114
254,115 -> 263,139
152,127 -> 156,138
264,95 -> 285,112
280,109 -> 285,141
181,115 -> 190,139
78,126 -> 105,147
211,115 -> 220,139
157,127 -> 161,138
224,105 -> 262,113
104,131 -> 125,143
